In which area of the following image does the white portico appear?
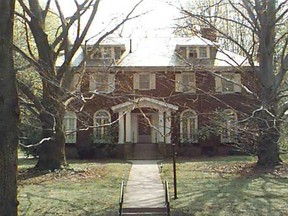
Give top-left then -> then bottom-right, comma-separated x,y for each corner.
111,97 -> 178,144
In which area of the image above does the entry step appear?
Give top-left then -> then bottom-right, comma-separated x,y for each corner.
121,207 -> 168,215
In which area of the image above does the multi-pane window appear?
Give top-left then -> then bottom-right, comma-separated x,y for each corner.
188,47 -> 198,59
89,72 -> 115,93
139,74 -> 150,90
215,73 -> 241,93
94,110 -> 111,143
177,46 -> 210,59
222,74 -> 235,92
90,46 -> 124,60
199,47 -> 208,58
175,73 -> 196,93
102,47 -> 112,59
182,74 -> 195,92
221,109 -> 237,143
63,111 -> 77,143
178,47 -> 186,57
114,47 -> 122,60
133,73 -> 156,90
180,110 -> 198,143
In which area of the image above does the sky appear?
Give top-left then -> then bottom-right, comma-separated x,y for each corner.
50,0 -> 188,38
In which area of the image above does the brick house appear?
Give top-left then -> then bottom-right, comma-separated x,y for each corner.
63,35 -> 255,159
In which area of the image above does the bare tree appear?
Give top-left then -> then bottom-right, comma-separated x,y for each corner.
0,0 -> 19,215
179,0 -> 288,167
15,0 -> 143,170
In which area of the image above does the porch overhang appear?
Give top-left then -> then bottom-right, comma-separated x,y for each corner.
111,97 -> 178,113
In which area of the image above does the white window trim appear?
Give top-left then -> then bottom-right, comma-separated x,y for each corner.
89,72 -> 115,93
180,109 -> 198,143
93,110 -> 111,143
178,46 -> 210,59
64,111 -> 77,143
220,109 -> 237,143
215,73 -> 241,93
175,72 -> 196,93
133,73 -> 156,90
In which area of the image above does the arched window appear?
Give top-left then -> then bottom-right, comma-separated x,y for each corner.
180,109 -> 198,143
63,111 -> 77,143
94,110 -> 111,142
221,109 -> 237,143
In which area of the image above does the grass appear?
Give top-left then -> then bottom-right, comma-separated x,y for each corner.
161,155 -> 288,216
18,158 -> 131,216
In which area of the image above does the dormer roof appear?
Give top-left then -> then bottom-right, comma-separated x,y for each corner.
56,36 -> 252,68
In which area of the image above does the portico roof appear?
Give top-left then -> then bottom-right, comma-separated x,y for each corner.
111,97 -> 178,112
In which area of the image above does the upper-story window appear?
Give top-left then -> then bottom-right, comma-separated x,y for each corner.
215,73 -> 241,93
177,46 -> 210,59
133,73 -> 156,90
199,47 -> 208,58
89,72 -> 115,93
89,45 -> 125,60
102,47 -> 112,59
175,73 -> 196,93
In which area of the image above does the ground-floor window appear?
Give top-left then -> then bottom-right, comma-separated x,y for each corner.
221,109 -> 237,143
93,110 -> 111,143
180,109 -> 198,143
63,111 -> 77,143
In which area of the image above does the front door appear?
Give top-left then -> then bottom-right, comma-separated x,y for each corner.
137,115 -> 151,143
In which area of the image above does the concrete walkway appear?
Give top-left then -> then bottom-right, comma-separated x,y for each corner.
123,160 -> 165,208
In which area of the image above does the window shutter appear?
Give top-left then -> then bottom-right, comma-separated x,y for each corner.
234,74 -> 242,93
133,73 -> 139,89
189,73 -> 196,93
72,73 -> 81,92
89,74 -> 96,91
107,74 -> 115,92
215,76 -> 222,92
175,73 -> 183,92
150,73 -> 156,89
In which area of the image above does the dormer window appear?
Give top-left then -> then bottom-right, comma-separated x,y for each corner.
102,47 -> 112,59
88,45 -> 125,60
177,46 -> 210,59
199,47 -> 208,58
188,47 -> 197,59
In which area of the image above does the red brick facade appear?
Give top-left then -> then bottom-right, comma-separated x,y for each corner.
65,37 -> 256,159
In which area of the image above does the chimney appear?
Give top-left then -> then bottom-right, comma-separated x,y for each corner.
200,27 -> 217,42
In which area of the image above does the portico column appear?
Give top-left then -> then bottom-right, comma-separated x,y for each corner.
118,111 -> 125,144
125,110 -> 132,142
165,111 -> 172,144
158,111 -> 164,143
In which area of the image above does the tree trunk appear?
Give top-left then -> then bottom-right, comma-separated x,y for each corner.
0,0 -> 19,215
35,85 -> 67,170
256,110 -> 281,167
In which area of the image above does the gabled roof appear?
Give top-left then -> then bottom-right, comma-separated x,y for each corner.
56,48 -> 84,67
111,97 -> 178,112
56,36 -> 252,68
116,37 -> 251,67
86,37 -> 127,47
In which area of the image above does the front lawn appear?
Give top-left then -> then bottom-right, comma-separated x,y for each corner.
18,159 -> 131,216
161,156 -> 288,216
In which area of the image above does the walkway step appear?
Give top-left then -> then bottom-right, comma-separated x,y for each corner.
123,160 -> 165,208
122,207 -> 168,215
